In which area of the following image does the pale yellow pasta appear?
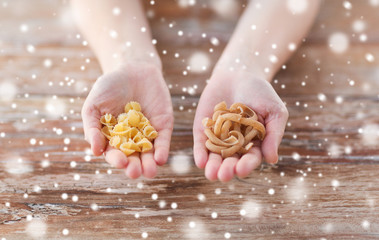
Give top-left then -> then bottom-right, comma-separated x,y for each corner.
136,138 -> 153,152
100,113 -> 117,126
111,123 -> 130,136
143,126 -> 158,140
124,140 -> 140,152
100,101 -> 158,157
137,116 -> 149,128
124,101 -> 141,113
203,101 -> 266,159
128,127 -> 139,139
128,110 -> 141,127
101,126 -> 112,140
120,142 -> 136,156
138,121 -> 150,131
109,135 -> 122,148
117,113 -> 128,123
132,131 -> 144,143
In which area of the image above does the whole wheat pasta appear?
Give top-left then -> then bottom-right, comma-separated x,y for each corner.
203,101 -> 266,158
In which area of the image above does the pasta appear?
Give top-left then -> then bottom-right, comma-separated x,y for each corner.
100,101 -> 158,156
203,101 -> 266,158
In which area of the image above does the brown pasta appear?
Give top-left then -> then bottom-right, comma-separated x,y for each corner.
100,101 -> 158,156
203,101 -> 266,158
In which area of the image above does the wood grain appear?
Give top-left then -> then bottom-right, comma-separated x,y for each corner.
1,0 -> 379,239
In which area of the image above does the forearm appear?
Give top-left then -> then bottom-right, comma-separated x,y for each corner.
216,0 -> 321,81
71,0 -> 160,73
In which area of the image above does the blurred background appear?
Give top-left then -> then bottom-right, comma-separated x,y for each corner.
0,0 -> 378,239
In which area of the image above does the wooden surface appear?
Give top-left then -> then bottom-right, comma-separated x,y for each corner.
1,0 -> 379,239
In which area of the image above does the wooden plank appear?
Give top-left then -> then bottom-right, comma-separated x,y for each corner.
1,162 -> 379,239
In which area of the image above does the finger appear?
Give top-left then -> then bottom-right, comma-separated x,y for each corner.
236,147 -> 262,178
104,145 -> 128,169
153,128 -> 172,166
217,156 -> 238,182
193,127 -> 208,169
141,151 -> 157,179
88,128 -> 106,156
125,153 -> 142,179
81,106 -> 106,156
262,108 -> 289,164
204,153 -> 222,181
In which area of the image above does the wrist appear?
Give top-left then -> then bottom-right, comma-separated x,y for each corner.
97,42 -> 162,74
213,60 -> 272,83
111,60 -> 163,78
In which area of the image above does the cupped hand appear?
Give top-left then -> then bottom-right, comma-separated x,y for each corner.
193,69 -> 288,182
82,62 -> 173,179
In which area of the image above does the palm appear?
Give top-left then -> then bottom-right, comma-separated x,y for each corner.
82,63 -> 173,179
193,70 -> 288,182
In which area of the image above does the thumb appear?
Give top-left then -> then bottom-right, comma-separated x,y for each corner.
261,106 -> 289,164
81,105 -> 106,156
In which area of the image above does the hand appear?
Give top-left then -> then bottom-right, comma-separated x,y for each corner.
193,69 -> 288,182
82,62 -> 173,179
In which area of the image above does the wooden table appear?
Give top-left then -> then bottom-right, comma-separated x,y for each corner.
1,0 -> 378,239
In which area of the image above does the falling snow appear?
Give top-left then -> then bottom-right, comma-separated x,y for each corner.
359,124 -> 379,146
0,1 -> 378,239
286,0 -> 309,14
26,219 -> 47,239
328,32 -> 349,54
170,153 -> 192,174
0,81 -> 17,102
240,200 -> 262,218
4,157 -> 33,174
188,51 -> 210,73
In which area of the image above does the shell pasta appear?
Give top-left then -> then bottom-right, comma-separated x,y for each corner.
100,101 -> 158,156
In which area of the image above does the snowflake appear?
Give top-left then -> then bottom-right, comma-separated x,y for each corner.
286,0 -> 308,14
365,53 -> 375,63
321,222 -> 334,233
112,7 -> 121,16
45,98 -> 66,118
26,219 -> 47,238
287,178 -> 307,201
343,1 -> 352,10
40,160 -> 50,168
197,194 -> 206,202
209,0 -> 239,19
188,52 -> 210,73
0,81 -> 18,102
352,19 -> 366,33
359,124 -> 379,146
292,152 -> 300,161
331,179 -> 340,188
4,157 -> 33,175
362,220 -> 370,230
178,0 -> 196,8
151,194 -> 158,200
62,229 -> 69,236
240,200 -> 262,218
91,203 -> 99,211
328,32 -> 349,54
170,153 -> 191,174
